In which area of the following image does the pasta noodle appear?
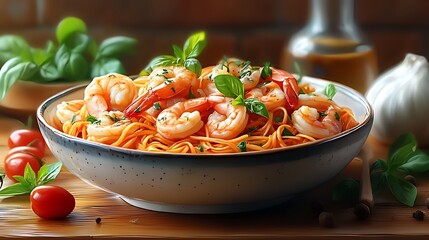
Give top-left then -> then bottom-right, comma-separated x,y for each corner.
56,64 -> 358,154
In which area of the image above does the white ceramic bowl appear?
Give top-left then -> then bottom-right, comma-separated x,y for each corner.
37,76 -> 373,214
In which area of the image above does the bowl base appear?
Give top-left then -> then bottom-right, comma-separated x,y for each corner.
120,196 -> 294,214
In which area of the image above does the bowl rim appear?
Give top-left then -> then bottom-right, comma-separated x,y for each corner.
37,76 -> 373,158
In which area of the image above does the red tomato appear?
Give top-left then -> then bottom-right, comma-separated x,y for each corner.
4,152 -> 42,182
8,129 -> 46,152
30,186 -> 75,219
4,146 -> 45,160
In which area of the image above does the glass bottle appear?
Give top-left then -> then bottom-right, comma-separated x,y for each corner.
280,0 -> 378,94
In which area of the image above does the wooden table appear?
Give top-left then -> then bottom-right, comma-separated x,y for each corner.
1,114 -> 429,239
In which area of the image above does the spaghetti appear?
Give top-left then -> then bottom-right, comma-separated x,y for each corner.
55,63 -> 358,154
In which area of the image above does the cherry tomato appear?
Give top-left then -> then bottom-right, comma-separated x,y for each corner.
30,186 -> 75,219
8,129 -> 46,152
4,146 -> 45,160
4,152 -> 42,182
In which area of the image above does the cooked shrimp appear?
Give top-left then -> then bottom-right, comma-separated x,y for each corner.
264,67 -> 300,113
156,97 -> 211,140
297,93 -> 333,111
84,73 -> 137,117
56,100 -> 85,124
291,105 -> 343,139
212,58 -> 261,90
206,95 -> 249,140
145,96 -> 187,118
190,66 -> 220,97
124,66 -> 196,118
86,111 -> 131,144
245,82 -> 286,110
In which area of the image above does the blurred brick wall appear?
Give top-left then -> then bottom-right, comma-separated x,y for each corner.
0,0 -> 428,77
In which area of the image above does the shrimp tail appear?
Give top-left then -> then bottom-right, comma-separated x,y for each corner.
124,91 -> 159,118
283,77 -> 299,113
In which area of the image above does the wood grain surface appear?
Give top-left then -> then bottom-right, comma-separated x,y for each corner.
1,114 -> 429,239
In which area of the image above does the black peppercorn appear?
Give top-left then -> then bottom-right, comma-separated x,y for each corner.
319,211 -> 335,228
413,210 -> 425,221
354,202 -> 371,220
96,217 -> 102,224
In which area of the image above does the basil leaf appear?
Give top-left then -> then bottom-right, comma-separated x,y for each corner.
388,133 -> 417,160
97,36 -> 137,59
55,45 -> 89,81
214,74 -> 244,98
386,174 -> 417,207
37,162 -> 63,185
63,33 -> 92,53
172,44 -> 184,60
91,58 -> 125,78
323,83 -> 336,100
231,95 -> 245,106
0,35 -> 31,63
244,98 -> 269,118
388,143 -> 416,171
187,41 -> 206,58
40,59 -> 61,81
184,58 -> 202,77
332,178 -> 360,202
0,182 -> 32,196
23,164 -> 37,189
281,128 -> 295,136
145,55 -> 177,71
238,141 -> 247,152
261,62 -> 272,79
0,57 -> 38,100
398,150 -> 429,173
56,16 -> 87,44
370,159 -> 388,173
183,32 -> 206,57
371,171 -> 387,194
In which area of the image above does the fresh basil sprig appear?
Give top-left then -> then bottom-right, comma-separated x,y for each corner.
143,31 -> 206,76
214,74 -> 269,118
0,162 -> 63,196
370,133 -> 429,207
0,16 -> 137,100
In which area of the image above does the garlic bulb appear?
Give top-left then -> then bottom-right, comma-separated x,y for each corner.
366,53 -> 429,146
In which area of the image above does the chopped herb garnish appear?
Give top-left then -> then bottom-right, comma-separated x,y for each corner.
318,111 -> 328,118
335,112 -> 340,121
164,78 -> 173,85
197,145 -> 204,152
157,116 -> 167,122
71,115 -> 76,123
154,102 -> 161,110
86,115 -> 100,124
281,128 -> 295,136
238,141 -> 247,152
134,107 -> 141,113
274,115 -> 284,123
261,62 -> 272,79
